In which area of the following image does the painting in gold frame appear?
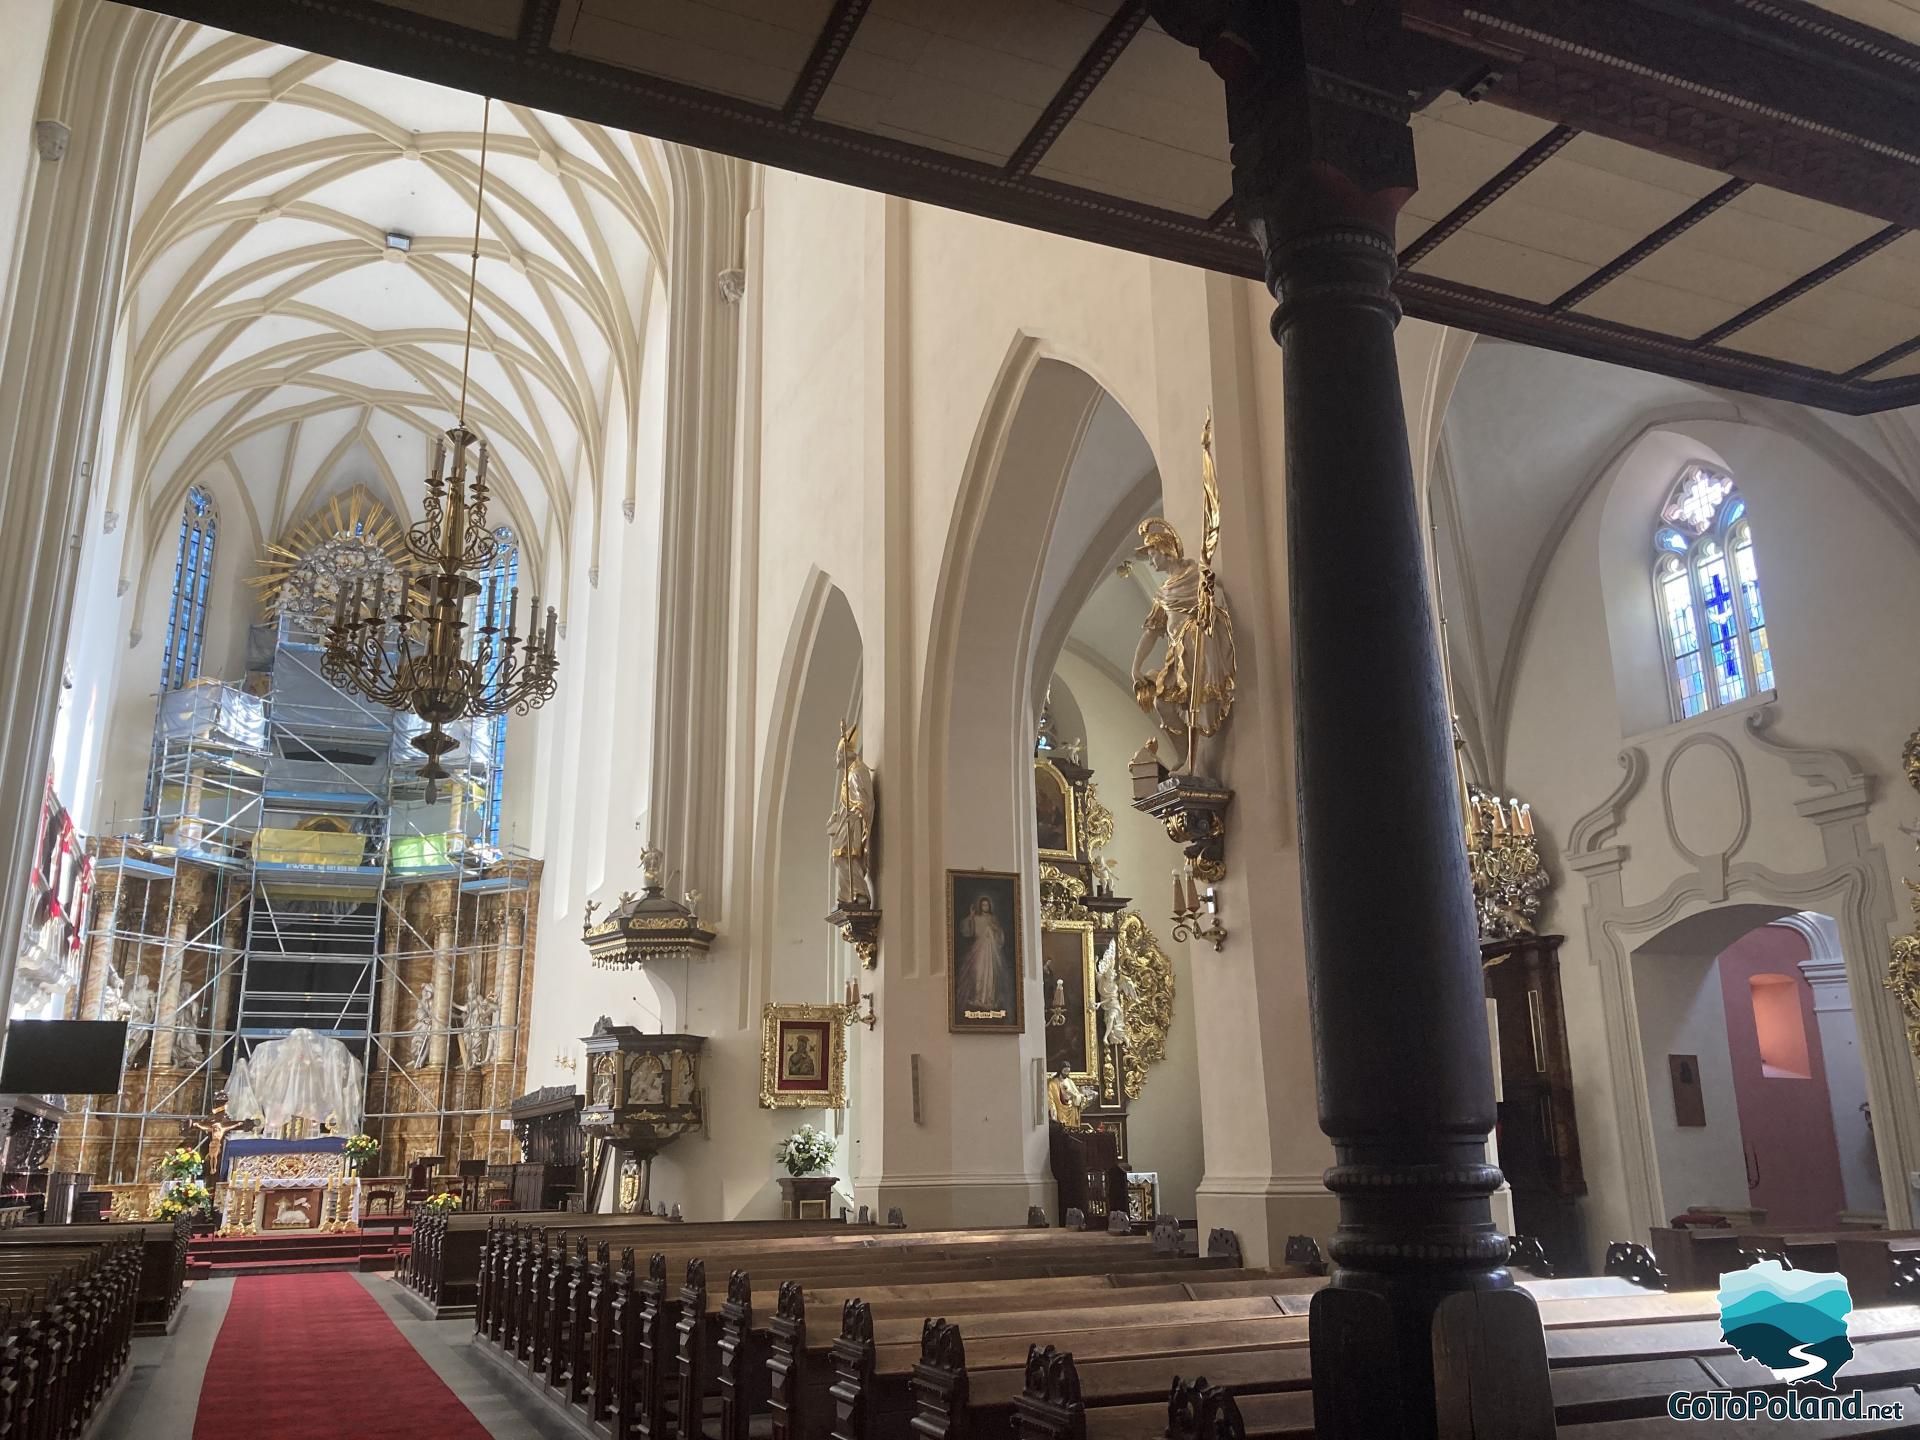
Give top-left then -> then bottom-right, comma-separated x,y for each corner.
759,1002 -> 848,1108
947,868 -> 1024,1032
1041,919 -> 1098,1081
1034,759 -> 1077,859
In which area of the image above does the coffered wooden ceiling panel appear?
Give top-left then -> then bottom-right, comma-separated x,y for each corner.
132,0 -> 1920,412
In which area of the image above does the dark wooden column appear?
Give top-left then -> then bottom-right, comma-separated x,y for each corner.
1152,3 -> 1553,1434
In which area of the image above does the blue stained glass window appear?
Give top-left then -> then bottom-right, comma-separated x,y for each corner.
1652,479 -> 1774,721
1658,556 -> 1708,719
1696,543 -> 1747,706
161,488 -> 217,692
475,526 -> 518,846
1730,522 -> 1772,694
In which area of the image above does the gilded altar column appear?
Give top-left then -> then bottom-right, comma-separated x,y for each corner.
149,866 -> 208,1070
1156,3 -> 1553,1434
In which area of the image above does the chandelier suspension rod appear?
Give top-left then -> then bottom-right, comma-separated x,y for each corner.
457,95 -> 493,428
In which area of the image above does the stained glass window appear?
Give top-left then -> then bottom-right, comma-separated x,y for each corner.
476,526 -> 518,846
1658,555 -> 1707,718
160,487 -> 217,692
1651,470 -> 1774,721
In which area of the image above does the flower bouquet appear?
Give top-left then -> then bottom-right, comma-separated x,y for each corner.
342,1134 -> 379,1173
421,1191 -> 461,1214
158,1146 -> 205,1183
154,1178 -> 212,1220
775,1124 -> 835,1178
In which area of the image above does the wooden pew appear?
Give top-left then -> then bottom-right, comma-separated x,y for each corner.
472,1222 -> 1259,1440
1650,1225 -> 1920,1296
903,1295 -> 1920,1440
0,1233 -> 143,1439
0,1219 -> 190,1333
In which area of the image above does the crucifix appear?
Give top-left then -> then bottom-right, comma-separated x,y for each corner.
187,1091 -> 259,1189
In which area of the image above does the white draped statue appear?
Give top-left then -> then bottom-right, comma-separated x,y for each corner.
227,1028 -> 364,1136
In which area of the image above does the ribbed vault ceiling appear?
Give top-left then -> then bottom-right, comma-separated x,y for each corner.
116,25 -> 667,596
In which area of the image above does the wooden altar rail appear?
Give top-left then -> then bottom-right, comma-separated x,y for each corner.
0,1235 -> 142,1440
469,1222 -> 1258,1440
404,1214 -> 854,1316
0,1219 -> 190,1334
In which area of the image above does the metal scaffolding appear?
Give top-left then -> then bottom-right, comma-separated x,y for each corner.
63,613 -> 536,1186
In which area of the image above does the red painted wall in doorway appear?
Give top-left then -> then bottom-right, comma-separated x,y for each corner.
1716,925 -> 1847,1230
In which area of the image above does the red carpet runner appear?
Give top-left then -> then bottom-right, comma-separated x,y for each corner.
193,1271 -> 492,1439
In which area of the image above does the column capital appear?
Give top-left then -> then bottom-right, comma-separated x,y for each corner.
1152,0 -> 1418,244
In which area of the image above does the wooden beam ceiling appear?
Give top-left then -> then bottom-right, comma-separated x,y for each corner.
125,0 -> 1920,413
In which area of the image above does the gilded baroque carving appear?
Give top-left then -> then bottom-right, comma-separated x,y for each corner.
1888,722 -> 1920,1063
1113,914 -> 1174,1102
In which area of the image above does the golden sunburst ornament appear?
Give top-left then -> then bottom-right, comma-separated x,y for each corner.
247,487 -> 416,621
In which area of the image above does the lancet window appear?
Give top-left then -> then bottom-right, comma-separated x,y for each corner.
1652,466 -> 1773,721
160,486 -> 217,692
477,525 -> 518,845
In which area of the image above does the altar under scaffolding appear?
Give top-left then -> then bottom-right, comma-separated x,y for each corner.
53,612 -> 540,1197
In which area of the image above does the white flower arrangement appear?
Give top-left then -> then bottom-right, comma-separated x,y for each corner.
775,1124 -> 835,1177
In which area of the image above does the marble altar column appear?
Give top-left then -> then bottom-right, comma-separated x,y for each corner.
76,865 -> 121,1019
428,882 -> 457,1068
1155,4 -> 1554,1434
149,866 -> 208,1070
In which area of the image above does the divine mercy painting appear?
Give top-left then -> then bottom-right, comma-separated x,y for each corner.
948,869 -> 1023,1032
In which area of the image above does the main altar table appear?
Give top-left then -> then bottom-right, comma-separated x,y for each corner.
217,1136 -> 360,1233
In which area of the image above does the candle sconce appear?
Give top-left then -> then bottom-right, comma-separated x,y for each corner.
842,977 -> 878,1031
1170,866 -> 1227,951
554,1050 -> 578,1075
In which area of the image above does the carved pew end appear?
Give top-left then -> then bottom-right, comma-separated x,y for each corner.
1168,1376 -> 1246,1440
1014,1344 -> 1085,1440
1204,1229 -> 1241,1266
1282,1234 -> 1325,1275
1602,1240 -> 1669,1291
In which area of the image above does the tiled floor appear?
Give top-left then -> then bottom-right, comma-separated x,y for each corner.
96,1275 -> 577,1440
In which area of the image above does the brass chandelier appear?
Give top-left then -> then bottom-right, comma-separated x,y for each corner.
320,97 -> 560,787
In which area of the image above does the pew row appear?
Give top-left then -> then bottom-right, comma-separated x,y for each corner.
890,1288 -> 1920,1440
467,1222 -> 1263,1440
0,1232 -> 145,1439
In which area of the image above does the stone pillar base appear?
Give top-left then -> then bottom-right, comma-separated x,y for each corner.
1196,1178 -> 1341,1268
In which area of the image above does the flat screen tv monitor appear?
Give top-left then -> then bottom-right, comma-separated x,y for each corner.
0,1020 -> 127,1095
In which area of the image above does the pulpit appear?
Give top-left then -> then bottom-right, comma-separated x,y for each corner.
578,1020 -> 704,1213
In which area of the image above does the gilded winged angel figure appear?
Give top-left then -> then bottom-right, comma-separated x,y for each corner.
828,720 -> 876,907
1131,411 -> 1238,775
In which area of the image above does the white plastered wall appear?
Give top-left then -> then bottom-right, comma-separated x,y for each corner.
1478,410 -> 1920,1266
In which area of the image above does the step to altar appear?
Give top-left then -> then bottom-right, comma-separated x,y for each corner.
188,1229 -> 410,1277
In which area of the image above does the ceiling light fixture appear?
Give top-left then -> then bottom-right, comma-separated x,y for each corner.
322,96 -> 561,794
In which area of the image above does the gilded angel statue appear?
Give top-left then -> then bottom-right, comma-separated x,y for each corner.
1131,410 -> 1237,776
828,720 -> 876,908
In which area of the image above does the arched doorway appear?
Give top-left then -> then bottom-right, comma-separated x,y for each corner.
1634,905 -> 1883,1230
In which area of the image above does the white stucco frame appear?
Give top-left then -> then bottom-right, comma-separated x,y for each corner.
1567,708 -> 1918,1239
